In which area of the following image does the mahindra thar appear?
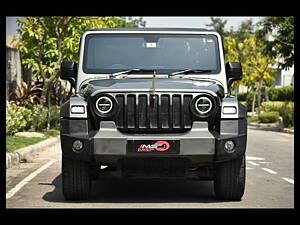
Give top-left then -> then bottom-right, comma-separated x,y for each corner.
60,28 -> 247,201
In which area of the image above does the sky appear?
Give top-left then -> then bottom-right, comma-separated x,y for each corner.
6,16 -> 264,44
140,16 -> 263,29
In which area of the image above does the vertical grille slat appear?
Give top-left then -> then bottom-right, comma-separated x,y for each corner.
180,94 -> 184,128
184,95 -> 193,128
135,94 -> 139,129
161,94 -> 169,128
127,95 -> 135,128
149,95 -> 158,128
173,95 -> 181,128
146,94 -> 150,129
124,94 -> 128,128
115,95 -> 124,128
169,94 -> 173,129
115,93 -> 195,133
157,94 -> 162,129
138,95 -> 147,128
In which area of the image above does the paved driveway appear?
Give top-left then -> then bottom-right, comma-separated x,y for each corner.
6,127 -> 294,208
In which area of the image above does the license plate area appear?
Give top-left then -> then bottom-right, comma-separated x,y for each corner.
127,140 -> 180,154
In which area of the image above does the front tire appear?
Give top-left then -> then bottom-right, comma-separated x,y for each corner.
62,156 -> 91,200
214,155 -> 245,201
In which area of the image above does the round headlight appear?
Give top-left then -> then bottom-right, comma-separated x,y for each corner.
96,96 -> 113,114
195,96 -> 212,115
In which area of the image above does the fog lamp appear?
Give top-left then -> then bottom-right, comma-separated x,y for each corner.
72,140 -> 83,152
224,140 -> 235,153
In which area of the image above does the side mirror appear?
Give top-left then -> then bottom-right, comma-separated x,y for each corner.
225,62 -> 243,88
60,61 -> 77,88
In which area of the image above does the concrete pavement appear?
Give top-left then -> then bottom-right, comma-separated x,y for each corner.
6,127 -> 294,208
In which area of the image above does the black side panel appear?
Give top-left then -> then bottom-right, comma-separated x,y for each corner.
60,119 -> 91,136
238,102 -> 247,118
60,134 -> 93,162
214,118 -> 247,162
238,118 -> 247,135
60,100 -> 70,118
60,118 -> 94,162
215,134 -> 247,162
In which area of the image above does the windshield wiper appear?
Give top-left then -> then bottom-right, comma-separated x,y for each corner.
168,69 -> 212,77
109,69 -> 156,78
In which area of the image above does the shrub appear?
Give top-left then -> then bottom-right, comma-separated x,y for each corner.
247,116 -> 259,123
9,81 -> 43,107
261,101 -> 294,127
267,86 -> 294,101
6,102 -> 61,135
35,106 -> 48,131
245,92 -> 259,111
33,105 -> 60,131
283,111 -> 294,128
240,86 -> 294,111
49,106 -> 60,129
261,101 -> 285,112
258,111 -> 280,123
280,102 -> 294,128
6,102 -> 33,135
237,92 -> 248,101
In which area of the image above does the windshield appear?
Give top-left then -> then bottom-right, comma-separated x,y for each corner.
83,34 -> 221,74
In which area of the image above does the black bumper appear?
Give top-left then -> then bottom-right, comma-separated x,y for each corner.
60,118 -> 247,164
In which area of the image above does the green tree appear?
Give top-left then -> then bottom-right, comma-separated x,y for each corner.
99,16 -> 146,28
120,17 -> 146,27
231,19 -> 255,42
257,16 -> 294,69
226,34 -> 276,115
206,17 -> 228,38
206,18 -> 255,63
17,16 -> 123,131
223,19 -> 255,63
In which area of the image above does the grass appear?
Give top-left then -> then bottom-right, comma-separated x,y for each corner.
6,129 -> 60,153
247,116 -> 260,123
41,129 -> 60,138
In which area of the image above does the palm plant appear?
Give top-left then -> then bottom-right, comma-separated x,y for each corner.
9,81 -> 43,107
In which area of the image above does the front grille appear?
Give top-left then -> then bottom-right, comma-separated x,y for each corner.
115,93 -> 193,133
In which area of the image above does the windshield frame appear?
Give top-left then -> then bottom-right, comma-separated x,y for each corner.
82,33 -> 221,75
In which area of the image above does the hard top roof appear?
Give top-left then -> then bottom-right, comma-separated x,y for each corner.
85,27 -> 217,32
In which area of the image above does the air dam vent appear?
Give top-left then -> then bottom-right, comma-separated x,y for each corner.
120,157 -> 186,177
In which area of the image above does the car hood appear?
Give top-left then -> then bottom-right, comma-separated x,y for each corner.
81,78 -> 225,98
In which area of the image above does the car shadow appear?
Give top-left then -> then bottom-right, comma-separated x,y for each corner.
43,174 -> 227,204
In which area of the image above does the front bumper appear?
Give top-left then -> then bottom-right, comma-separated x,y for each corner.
60,118 -> 247,164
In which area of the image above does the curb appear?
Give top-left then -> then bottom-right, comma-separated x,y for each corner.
6,136 -> 60,169
248,122 -> 294,134
282,128 -> 294,134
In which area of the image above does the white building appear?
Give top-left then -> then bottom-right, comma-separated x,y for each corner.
272,65 -> 294,87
